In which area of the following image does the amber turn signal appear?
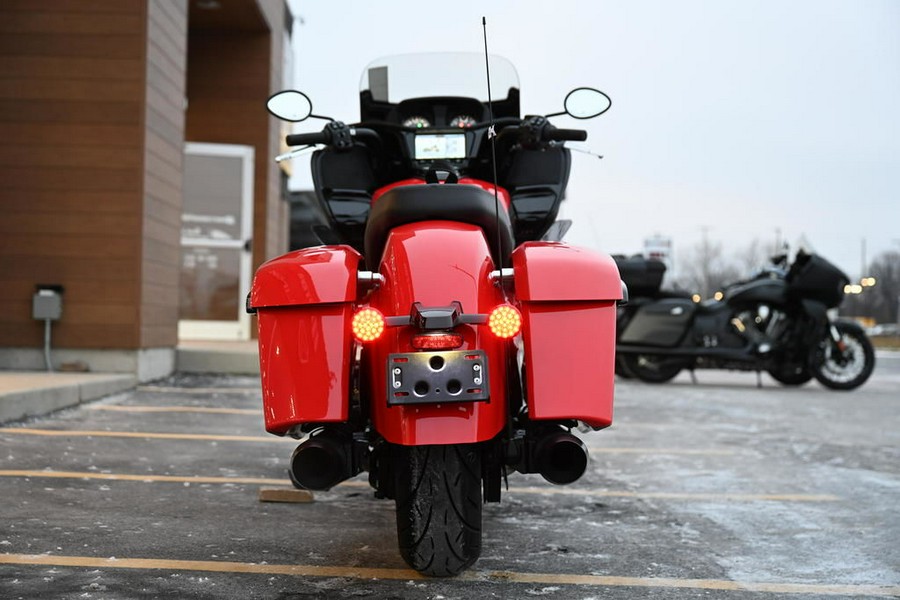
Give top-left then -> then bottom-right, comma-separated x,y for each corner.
351,307 -> 385,342
487,304 -> 522,339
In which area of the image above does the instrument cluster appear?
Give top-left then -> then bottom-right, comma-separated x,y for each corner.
397,97 -> 485,130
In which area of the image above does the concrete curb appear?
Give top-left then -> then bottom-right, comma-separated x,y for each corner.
176,347 -> 259,375
0,373 -> 136,424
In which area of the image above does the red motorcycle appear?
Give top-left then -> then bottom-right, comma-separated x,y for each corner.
249,53 -> 623,576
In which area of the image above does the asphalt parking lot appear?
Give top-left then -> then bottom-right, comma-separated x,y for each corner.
1,355 -> 899,599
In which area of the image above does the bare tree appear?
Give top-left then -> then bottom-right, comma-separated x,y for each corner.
674,235 -> 741,298
734,237 -> 772,275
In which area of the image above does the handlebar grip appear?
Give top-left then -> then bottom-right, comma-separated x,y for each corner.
544,128 -> 587,142
285,130 -> 331,146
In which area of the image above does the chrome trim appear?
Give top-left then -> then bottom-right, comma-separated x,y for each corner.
489,268 -> 514,285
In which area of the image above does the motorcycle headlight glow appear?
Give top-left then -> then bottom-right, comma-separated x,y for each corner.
488,304 -> 522,339
351,307 -> 385,342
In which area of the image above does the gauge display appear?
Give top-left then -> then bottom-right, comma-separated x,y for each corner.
414,133 -> 467,160
403,116 -> 431,129
450,115 -> 477,128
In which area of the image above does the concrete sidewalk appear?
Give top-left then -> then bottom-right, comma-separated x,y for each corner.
0,371 -> 136,423
0,341 -> 260,424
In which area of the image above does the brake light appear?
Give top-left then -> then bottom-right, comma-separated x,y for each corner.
351,307 -> 385,342
411,332 -> 464,350
488,304 -> 522,338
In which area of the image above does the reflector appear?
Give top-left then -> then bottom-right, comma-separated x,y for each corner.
351,307 -> 385,342
411,332 -> 464,350
488,304 -> 522,338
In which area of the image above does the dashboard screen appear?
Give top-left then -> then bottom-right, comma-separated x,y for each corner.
414,133 -> 467,160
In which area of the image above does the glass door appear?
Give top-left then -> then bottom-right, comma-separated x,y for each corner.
178,143 -> 254,341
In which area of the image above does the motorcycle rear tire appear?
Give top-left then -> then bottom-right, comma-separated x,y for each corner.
614,355 -> 633,379
812,322 -> 875,391
394,443 -> 482,577
619,354 -> 683,383
766,363 -> 813,386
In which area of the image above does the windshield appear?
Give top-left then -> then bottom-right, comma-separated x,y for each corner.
360,53 -> 519,104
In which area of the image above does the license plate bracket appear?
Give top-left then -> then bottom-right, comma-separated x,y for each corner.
387,350 -> 489,406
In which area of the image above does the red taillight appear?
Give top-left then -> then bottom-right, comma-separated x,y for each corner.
351,307 -> 385,342
411,332 -> 464,350
488,304 -> 522,339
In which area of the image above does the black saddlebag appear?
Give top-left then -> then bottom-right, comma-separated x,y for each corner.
619,298 -> 695,347
614,256 -> 667,297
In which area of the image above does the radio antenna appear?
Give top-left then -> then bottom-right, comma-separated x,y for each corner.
482,17 -> 506,284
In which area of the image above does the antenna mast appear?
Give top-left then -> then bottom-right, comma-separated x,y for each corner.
482,17 -> 505,278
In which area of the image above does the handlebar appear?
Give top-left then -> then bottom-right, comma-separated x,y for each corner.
285,124 -> 381,149
543,128 -> 588,142
286,130 -> 331,147
496,118 -> 588,148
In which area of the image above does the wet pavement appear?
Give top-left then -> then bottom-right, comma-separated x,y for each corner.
1,360 -> 899,599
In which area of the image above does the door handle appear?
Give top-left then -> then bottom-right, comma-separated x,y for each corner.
243,239 -> 252,253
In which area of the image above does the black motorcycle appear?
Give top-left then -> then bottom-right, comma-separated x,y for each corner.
615,250 -> 875,390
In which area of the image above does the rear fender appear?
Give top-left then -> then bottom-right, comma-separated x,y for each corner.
365,222 -> 510,446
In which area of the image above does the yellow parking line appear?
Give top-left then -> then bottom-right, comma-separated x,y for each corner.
336,480 -> 840,503
0,553 -> 896,596
0,470 -> 839,502
0,428 -> 287,443
87,405 -> 259,415
587,446 -> 735,455
1,428 -> 732,456
0,470 -> 286,485
502,486 -> 840,502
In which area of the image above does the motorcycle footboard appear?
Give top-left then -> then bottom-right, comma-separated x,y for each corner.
387,350 -> 489,406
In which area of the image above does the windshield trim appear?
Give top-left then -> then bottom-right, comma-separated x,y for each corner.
359,52 -> 520,104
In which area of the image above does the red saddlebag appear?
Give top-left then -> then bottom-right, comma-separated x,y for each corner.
512,242 -> 622,429
250,246 -> 361,435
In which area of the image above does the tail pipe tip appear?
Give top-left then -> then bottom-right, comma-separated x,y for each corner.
534,430 -> 589,486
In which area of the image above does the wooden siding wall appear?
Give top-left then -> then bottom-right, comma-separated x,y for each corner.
0,0 -> 280,353
257,0 -> 290,264
141,1 -> 188,348
185,16 -> 287,278
0,0 -> 151,350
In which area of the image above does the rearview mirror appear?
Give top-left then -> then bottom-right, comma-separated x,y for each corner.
266,90 -> 313,122
563,88 -> 611,119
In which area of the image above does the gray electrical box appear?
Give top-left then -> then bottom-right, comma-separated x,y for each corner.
33,287 -> 63,321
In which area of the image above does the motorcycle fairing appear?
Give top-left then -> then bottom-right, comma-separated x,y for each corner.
366,221 -> 509,446
311,147 -> 378,253
250,246 -> 363,435
725,278 -> 787,306
619,298 -> 696,347
505,147 -> 571,244
513,242 -> 622,428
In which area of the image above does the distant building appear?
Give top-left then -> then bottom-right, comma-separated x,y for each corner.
643,235 -> 673,270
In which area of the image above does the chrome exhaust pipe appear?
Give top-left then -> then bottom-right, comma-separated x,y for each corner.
288,431 -> 357,491
533,430 -> 589,485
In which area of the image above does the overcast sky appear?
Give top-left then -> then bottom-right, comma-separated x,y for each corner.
285,0 -> 899,278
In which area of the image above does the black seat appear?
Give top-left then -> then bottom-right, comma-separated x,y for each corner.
363,183 -> 514,268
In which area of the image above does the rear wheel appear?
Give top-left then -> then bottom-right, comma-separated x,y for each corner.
394,443 -> 482,577
619,354 -> 683,383
614,355 -> 633,379
767,362 -> 813,386
812,322 -> 875,390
